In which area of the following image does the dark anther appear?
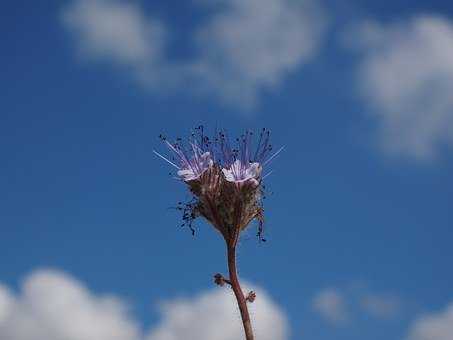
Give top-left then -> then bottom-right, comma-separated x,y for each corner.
246,291 -> 256,303
214,273 -> 225,286
214,273 -> 231,287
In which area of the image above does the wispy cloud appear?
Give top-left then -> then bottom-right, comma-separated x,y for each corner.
188,0 -> 327,107
62,0 -> 165,66
406,301 -> 453,340
61,0 -> 328,108
360,293 -> 402,319
0,269 -> 289,340
312,288 -> 350,325
312,284 -> 403,325
348,15 -> 453,161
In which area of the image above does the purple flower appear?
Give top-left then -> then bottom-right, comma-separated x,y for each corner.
222,160 -> 262,186
155,127 -> 282,241
215,129 -> 283,186
153,138 -> 214,182
176,152 -> 213,181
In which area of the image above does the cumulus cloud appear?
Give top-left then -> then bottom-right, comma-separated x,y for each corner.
360,293 -> 402,319
61,0 -> 327,107
146,284 -> 288,340
0,284 -> 13,323
0,270 -> 141,340
312,288 -> 350,325
407,302 -> 453,340
0,269 -> 288,340
350,15 -> 453,161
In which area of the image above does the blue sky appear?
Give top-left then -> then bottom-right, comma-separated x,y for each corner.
1,1 -> 453,339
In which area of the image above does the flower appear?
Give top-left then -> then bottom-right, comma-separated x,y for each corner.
176,151 -> 213,181
153,137 -> 214,182
222,160 -> 262,186
155,127 -> 282,242
216,129 -> 282,184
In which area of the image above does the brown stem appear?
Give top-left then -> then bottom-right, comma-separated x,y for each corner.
227,244 -> 254,340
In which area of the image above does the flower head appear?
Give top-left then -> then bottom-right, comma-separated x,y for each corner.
155,127 -> 282,243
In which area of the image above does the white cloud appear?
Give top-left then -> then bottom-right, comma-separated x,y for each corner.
351,15 -> 453,161
312,285 -> 404,326
360,293 -> 402,319
0,269 -> 288,340
0,269 -> 141,340
312,288 -> 350,325
0,284 -> 13,323
407,302 -> 453,340
61,0 -> 327,107
189,0 -> 327,106
146,284 -> 288,340
61,0 -> 165,66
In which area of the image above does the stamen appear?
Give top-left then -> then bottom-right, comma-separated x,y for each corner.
153,150 -> 180,169
262,170 -> 273,179
263,146 -> 284,166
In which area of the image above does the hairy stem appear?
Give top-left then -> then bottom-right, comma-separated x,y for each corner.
227,244 -> 254,340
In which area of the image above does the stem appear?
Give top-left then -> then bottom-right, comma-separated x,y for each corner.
227,244 -> 254,340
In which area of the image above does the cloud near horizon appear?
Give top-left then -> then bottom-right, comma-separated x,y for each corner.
0,269 -> 289,340
2,270 -> 452,340
146,282 -> 288,340
61,0 -> 327,108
